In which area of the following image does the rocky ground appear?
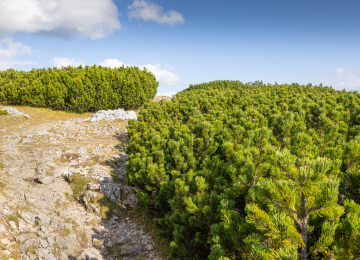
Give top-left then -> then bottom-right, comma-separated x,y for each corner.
0,99 -> 170,260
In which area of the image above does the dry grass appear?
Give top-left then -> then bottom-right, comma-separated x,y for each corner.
0,105 -> 93,130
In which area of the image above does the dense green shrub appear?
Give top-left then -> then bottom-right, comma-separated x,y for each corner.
0,65 -> 158,113
126,81 -> 360,259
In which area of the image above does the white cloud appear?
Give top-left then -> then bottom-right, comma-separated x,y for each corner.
51,57 -> 85,68
316,67 -> 360,91
0,36 -> 37,70
141,64 -> 181,86
0,0 -> 121,39
99,58 -> 182,86
156,91 -> 177,97
99,59 -> 128,68
128,0 -> 184,25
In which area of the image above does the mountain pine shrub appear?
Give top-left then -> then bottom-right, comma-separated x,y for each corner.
126,81 -> 360,259
0,65 -> 158,113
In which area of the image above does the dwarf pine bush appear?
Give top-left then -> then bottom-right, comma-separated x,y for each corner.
126,81 -> 360,259
0,65 -> 158,113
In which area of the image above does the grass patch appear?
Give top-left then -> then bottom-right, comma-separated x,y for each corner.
59,228 -> 71,237
0,110 -> 8,115
6,214 -> 19,226
108,244 -> 121,257
96,194 -> 126,218
0,181 -> 6,192
69,173 -> 91,200
27,245 -> 37,254
63,152 -> 81,161
86,218 -> 97,226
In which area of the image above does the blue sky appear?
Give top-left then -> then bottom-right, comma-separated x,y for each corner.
1,0 -> 360,95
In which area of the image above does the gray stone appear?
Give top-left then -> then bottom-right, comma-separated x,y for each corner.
100,183 -> 121,201
122,186 -> 139,208
77,248 -> 103,260
98,176 -> 113,184
37,175 -> 54,184
116,236 -> 131,244
87,183 -> 100,190
87,203 -> 100,213
119,244 -> 143,256
84,190 -> 97,204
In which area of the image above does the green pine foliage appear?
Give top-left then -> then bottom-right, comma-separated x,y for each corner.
0,65 -> 158,113
126,81 -> 360,259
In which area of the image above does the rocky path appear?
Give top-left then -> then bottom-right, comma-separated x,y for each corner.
0,106 -> 163,260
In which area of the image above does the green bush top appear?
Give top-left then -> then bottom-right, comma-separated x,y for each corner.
126,80 -> 360,259
0,65 -> 158,113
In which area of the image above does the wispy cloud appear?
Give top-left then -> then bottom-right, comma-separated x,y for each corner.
315,67 -> 360,91
99,58 -> 182,86
128,0 -> 184,25
0,36 -> 37,70
51,57 -> 85,68
0,0 -> 121,39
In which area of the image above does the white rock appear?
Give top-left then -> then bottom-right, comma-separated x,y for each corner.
90,109 -> 137,122
35,130 -> 50,136
0,129 -> 6,132
3,208 -> 12,216
21,136 -> 35,143
87,183 -> 100,190
1,107 -> 30,118
1,238 -> 10,244
9,221 -> 17,230
37,175 -> 54,184
2,250 -> 11,255
0,223 -> 7,233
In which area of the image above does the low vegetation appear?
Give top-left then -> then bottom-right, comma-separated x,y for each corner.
0,65 -> 158,113
126,80 -> 360,259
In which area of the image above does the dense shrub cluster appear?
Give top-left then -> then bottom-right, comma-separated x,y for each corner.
0,65 -> 158,113
126,81 -> 360,259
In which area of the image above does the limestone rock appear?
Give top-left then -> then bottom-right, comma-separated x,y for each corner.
120,244 -> 143,256
37,175 -> 55,184
122,186 -> 139,208
87,183 -> 100,190
77,248 -> 103,260
100,183 -> 121,201
1,107 -> 30,118
90,109 -> 137,122
0,223 -> 7,233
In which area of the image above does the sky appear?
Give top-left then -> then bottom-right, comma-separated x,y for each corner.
0,0 -> 360,95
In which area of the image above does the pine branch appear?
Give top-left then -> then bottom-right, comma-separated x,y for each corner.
268,196 -> 301,216
306,205 -> 324,215
289,214 -> 302,229
306,247 -> 321,257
